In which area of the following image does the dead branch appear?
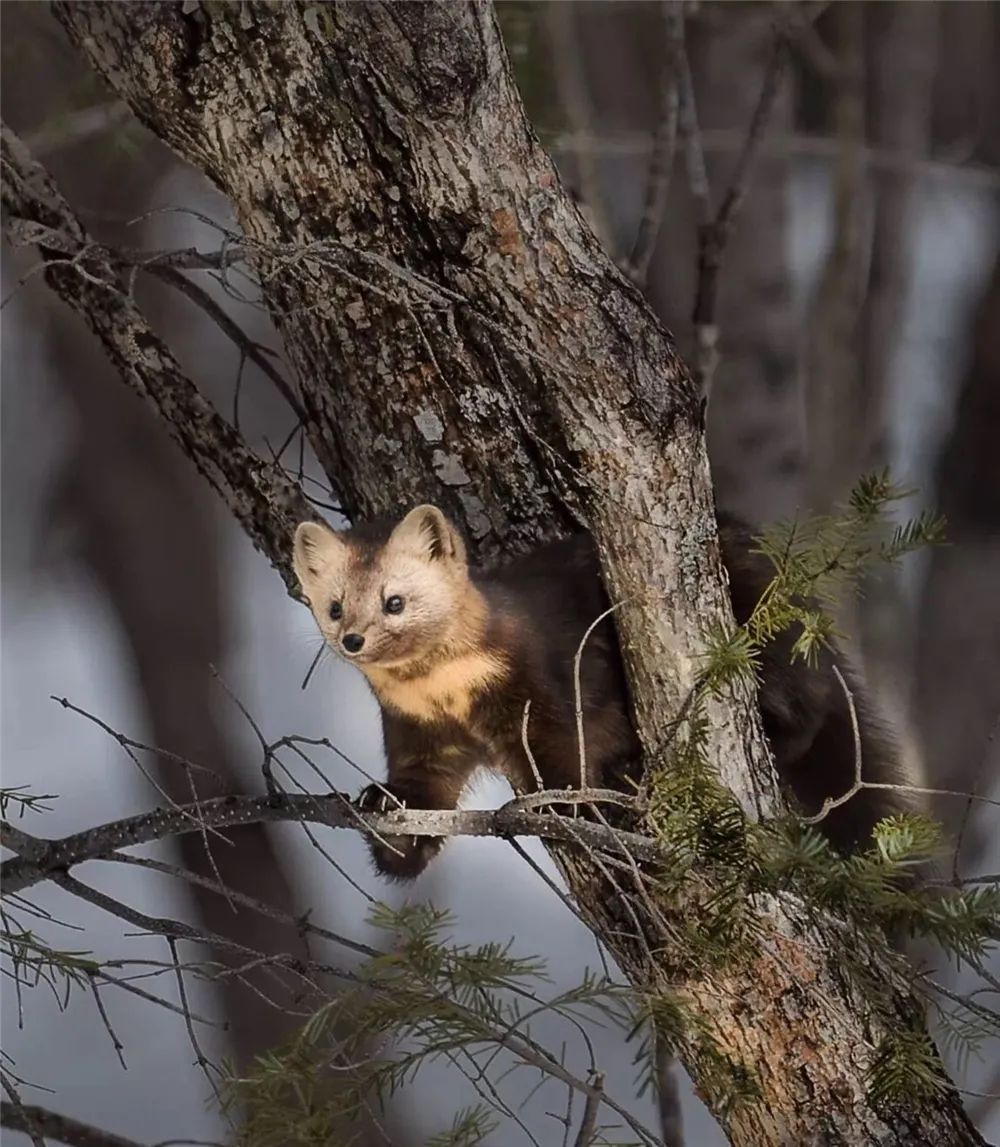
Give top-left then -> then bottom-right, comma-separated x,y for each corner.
143,261 -> 305,424
0,123 -> 313,590
0,1102 -> 150,1147
626,3 -> 682,285
0,789 -> 661,896
689,24 -> 790,403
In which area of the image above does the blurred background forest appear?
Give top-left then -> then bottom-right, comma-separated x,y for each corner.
2,2 -> 998,1144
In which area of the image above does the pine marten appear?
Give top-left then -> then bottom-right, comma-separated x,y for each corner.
292,505 -> 908,880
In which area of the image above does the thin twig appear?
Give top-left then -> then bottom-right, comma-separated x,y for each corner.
144,263 -> 306,422
167,936 -> 224,1112
573,1071 -> 605,1147
690,25 -> 790,403
573,601 -> 629,790
802,667 -> 1000,823
521,700 -> 546,792
89,977 -> 128,1069
626,2 -> 682,284
801,664 -> 863,824
99,853 -> 379,960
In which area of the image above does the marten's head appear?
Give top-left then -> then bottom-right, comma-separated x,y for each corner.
292,505 -> 473,668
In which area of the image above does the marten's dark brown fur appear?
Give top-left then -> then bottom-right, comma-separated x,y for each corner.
293,506 -> 909,880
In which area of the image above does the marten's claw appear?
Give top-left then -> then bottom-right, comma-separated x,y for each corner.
356,782 -> 405,814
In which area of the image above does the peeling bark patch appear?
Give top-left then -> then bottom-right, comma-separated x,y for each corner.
432,449 -> 470,486
457,490 -> 492,538
345,299 -> 369,327
413,407 -> 445,443
372,434 -> 403,455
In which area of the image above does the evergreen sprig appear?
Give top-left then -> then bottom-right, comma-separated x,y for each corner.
426,1107 -> 499,1147
743,469 -> 945,665
224,904 -> 637,1145
867,1027 -> 953,1109
1,915 -> 101,1009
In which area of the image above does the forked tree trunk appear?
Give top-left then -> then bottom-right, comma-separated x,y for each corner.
8,2 -> 982,1142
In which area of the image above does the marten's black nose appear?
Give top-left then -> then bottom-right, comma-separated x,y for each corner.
342,633 -> 365,654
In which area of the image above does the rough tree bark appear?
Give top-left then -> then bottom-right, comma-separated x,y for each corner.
539,9 -> 802,1139
3,2 -> 984,1142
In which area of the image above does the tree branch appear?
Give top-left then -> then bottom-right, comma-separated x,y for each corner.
0,789 -> 659,896
690,23 -> 790,402
143,261 -> 306,425
0,124 -> 313,590
0,1102 -> 146,1147
625,2 -> 682,286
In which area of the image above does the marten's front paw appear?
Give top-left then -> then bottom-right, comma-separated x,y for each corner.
356,782 -> 407,814
355,783 -> 443,881
368,834 -> 444,881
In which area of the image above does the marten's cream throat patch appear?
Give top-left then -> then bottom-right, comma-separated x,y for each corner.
364,651 -> 507,724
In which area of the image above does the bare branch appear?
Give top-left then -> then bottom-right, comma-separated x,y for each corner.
572,1070 -> 605,1147
0,791 -> 663,896
102,852 -> 380,960
691,24 -> 790,403
803,667 -> 1000,825
143,262 -> 306,424
0,124 -> 313,590
674,10 -> 711,227
1,1101 -> 146,1147
626,3 -> 682,285
50,871 -> 358,986
0,1080 -> 46,1147
573,601 -> 629,789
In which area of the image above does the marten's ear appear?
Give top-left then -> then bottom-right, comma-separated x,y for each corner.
292,521 -> 347,586
388,505 -> 466,565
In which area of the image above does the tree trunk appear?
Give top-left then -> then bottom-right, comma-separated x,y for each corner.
538,9 -> 801,1139
6,2 -> 981,1142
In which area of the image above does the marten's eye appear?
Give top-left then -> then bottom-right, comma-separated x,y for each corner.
384,595 -> 405,615
329,601 -> 343,621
